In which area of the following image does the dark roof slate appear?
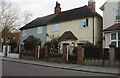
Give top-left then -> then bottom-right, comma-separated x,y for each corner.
59,31 -> 78,41
20,14 -> 56,30
20,5 -> 102,30
50,5 -> 102,23
103,23 -> 120,31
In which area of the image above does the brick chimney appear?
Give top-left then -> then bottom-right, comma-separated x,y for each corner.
88,0 -> 96,11
54,1 -> 61,14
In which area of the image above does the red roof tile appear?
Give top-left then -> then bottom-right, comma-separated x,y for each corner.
59,31 -> 78,41
103,23 -> 120,31
23,35 -> 34,42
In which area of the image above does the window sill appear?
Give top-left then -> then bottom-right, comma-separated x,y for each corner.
80,26 -> 89,29
114,20 -> 120,22
52,31 -> 59,32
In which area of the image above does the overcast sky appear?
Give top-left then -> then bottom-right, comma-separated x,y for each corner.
10,0 -> 107,21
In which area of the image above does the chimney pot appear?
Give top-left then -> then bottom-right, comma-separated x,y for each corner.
54,1 -> 61,14
88,0 -> 96,11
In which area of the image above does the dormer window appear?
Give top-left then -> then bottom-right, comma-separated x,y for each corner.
80,19 -> 88,28
115,8 -> 120,21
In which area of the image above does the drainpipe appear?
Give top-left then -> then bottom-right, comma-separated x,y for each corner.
93,16 -> 95,45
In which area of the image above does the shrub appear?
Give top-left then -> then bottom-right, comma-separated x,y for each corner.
9,40 -> 17,52
45,37 -> 60,54
84,41 -> 102,59
24,36 -> 41,52
84,41 -> 102,48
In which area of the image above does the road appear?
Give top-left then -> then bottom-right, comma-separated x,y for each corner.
2,60 -> 118,76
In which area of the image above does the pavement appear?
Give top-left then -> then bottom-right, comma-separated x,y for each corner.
1,57 -> 120,76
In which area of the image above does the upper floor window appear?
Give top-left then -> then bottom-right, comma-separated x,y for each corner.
52,24 -> 59,32
115,8 -> 120,21
22,30 -> 26,36
80,19 -> 88,28
37,27 -> 43,34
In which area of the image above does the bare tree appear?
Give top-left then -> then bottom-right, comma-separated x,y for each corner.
0,0 -> 21,32
22,10 -> 32,25
0,0 -> 32,43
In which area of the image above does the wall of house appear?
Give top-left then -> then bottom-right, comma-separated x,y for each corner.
103,2 -> 119,30
104,32 -> 111,48
94,16 -> 102,44
47,17 -> 102,45
20,26 -> 47,46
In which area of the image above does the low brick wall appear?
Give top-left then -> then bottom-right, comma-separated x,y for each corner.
20,51 -> 36,60
48,57 -> 62,63
20,55 -> 36,60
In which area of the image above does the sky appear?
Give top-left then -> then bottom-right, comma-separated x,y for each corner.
9,0 -> 107,21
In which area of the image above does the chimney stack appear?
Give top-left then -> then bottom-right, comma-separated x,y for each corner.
54,1 -> 61,14
88,0 -> 96,11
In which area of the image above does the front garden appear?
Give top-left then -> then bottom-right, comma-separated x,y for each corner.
19,36 -> 120,67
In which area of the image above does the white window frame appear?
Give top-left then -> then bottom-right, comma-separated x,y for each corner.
118,32 -> 120,47
37,27 -> 43,34
22,30 -> 26,36
115,8 -> 120,21
80,19 -> 88,28
52,24 -> 59,32
110,32 -> 120,47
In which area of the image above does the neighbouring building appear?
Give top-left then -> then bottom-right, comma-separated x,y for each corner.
20,0 -> 102,47
100,0 -> 120,48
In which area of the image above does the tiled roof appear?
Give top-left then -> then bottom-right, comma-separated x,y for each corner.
59,31 -> 78,41
103,23 -> 120,31
20,14 -> 56,30
50,5 -> 102,24
20,5 -> 102,30
23,35 -> 34,42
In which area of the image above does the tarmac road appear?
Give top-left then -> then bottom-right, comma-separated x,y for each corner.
2,60 -> 118,77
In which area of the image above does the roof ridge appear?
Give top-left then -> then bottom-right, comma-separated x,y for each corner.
20,5 -> 102,30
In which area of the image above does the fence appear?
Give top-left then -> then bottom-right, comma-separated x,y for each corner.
20,45 -> 40,60
18,43 -> 120,67
115,47 -> 120,61
83,48 -> 110,66
84,48 -> 102,60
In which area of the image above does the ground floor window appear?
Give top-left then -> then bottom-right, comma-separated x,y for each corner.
111,32 -> 120,47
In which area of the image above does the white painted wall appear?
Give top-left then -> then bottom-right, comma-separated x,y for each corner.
0,45 -> 20,58
104,32 -> 111,48
103,2 -> 119,30
47,17 -> 102,45
102,1 -> 120,48
7,53 -> 19,59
